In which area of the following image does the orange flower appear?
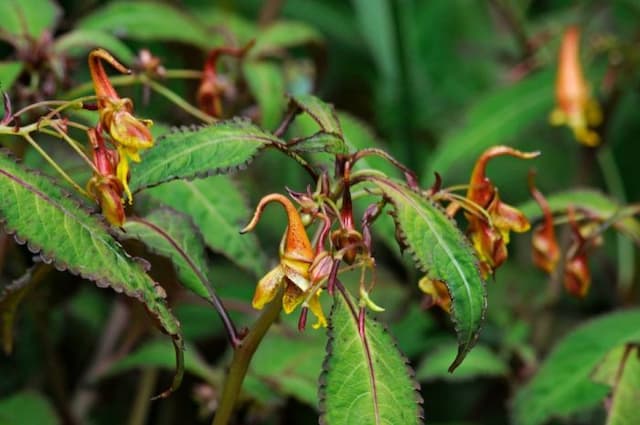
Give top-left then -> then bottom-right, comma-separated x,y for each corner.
549,26 -> 602,146
563,207 -> 591,297
197,41 -> 254,117
528,173 -> 560,274
466,146 -> 538,276
241,193 -> 327,328
89,48 -> 154,202
86,128 -> 125,227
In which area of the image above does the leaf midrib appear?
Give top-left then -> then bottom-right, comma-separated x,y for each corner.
135,131 -> 273,185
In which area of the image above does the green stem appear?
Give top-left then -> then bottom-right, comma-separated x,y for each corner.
22,133 -> 90,197
143,77 -> 215,124
211,295 -> 283,425
596,145 -> 634,291
127,368 -> 159,425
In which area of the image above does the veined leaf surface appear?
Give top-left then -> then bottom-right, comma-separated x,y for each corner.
130,120 -> 280,192
123,208 -> 211,301
290,94 -> 343,135
0,151 -> 183,396
368,176 -> 486,370
144,175 -> 267,276
319,289 -> 423,425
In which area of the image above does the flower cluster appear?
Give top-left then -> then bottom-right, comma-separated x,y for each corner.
240,194 -> 329,329
86,49 -> 154,225
418,146 -> 537,311
529,176 -> 596,298
464,147 -> 537,278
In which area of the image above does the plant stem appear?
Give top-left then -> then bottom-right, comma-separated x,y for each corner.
22,133 -> 90,197
45,124 -> 99,173
211,295 -> 283,425
143,77 -> 215,124
127,368 -> 159,425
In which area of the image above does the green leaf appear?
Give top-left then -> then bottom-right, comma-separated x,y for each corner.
607,345 -> 640,425
144,175 -> 267,276
243,61 -> 286,131
290,94 -> 343,135
518,189 -> 640,244
130,120 -> 278,193
108,339 -> 219,386
416,342 -> 508,382
423,70 -> 554,181
290,132 -> 348,155
122,208 -> 211,301
77,1 -> 214,48
0,266 -> 41,354
368,176 -> 486,370
0,0 -> 60,40
0,391 -> 59,425
512,309 -> 640,425
250,21 -> 322,57
0,151 -> 183,396
53,29 -> 135,63
250,328 -> 325,406
319,289 -> 423,425
0,61 -> 23,91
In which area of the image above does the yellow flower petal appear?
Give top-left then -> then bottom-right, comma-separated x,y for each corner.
308,292 -> 327,329
252,265 -> 285,310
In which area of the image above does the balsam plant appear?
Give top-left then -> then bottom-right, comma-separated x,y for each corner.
1,2 -> 640,425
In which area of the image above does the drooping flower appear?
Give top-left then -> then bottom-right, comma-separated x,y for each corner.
528,173 -> 560,273
197,41 -> 254,117
563,207 -> 591,297
86,128 -> 125,227
241,193 -> 327,328
549,26 -> 602,146
465,146 -> 538,277
88,48 -> 154,202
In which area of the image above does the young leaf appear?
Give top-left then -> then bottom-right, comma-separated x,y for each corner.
122,208 -> 211,301
423,70 -> 554,181
518,189 -> 640,244
144,175 -> 267,276
512,309 -> 640,425
290,94 -> 343,135
0,0 -> 60,40
607,346 -> 640,425
130,120 -> 280,193
0,151 -> 183,396
368,176 -> 486,370
243,61 -> 286,131
319,289 -> 423,425
250,21 -> 322,57
290,132 -> 348,155
76,1 -> 214,48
